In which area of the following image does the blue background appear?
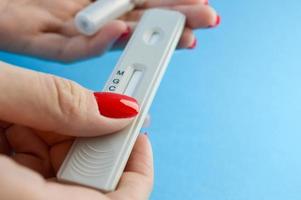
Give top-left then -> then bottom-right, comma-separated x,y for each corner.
1,0 -> 301,199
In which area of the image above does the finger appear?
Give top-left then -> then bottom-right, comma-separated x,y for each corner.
142,0 -> 208,7
50,140 -> 73,173
113,23 -> 196,50
59,20 -> 80,37
5,125 -> 49,159
124,135 -> 153,177
0,155 -> 49,199
0,62 -> 139,137
43,181 -> 107,200
123,4 -> 218,29
108,134 -> 153,200
174,4 -> 219,28
0,155 -> 107,200
112,22 -> 136,50
12,153 -> 54,178
5,125 -> 53,177
26,20 -> 128,61
35,131 -> 73,146
178,27 -> 195,49
71,0 -> 93,5
37,0 -> 88,21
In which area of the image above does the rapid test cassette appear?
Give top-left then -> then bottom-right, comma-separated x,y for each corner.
58,9 -> 185,192
75,0 -> 145,35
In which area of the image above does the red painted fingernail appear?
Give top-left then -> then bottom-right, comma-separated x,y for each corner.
188,38 -> 197,49
119,26 -> 131,39
209,15 -> 221,28
94,92 -> 139,118
204,0 -> 209,5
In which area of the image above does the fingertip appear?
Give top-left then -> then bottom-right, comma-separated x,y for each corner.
188,38 -> 197,49
208,15 -> 221,28
54,90 -> 138,137
125,134 -> 153,176
59,20 -> 130,62
86,20 -> 130,56
204,5 -> 220,28
95,20 -> 129,41
178,28 -> 195,49
112,22 -> 137,50
93,92 -> 139,119
141,133 -> 151,147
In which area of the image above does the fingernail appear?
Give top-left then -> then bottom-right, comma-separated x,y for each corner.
208,15 -> 221,28
94,92 -> 139,118
188,38 -> 197,49
144,132 -> 148,136
119,26 -> 131,39
204,0 -> 209,5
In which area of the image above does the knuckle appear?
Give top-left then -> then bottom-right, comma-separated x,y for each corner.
64,1 -> 82,14
49,75 -> 88,123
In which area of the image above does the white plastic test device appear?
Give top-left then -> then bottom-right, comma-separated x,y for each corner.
58,9 -> 186,192
75,0 -> 145,35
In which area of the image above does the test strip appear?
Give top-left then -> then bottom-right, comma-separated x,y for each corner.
123,70 -> 143,96
57,9 -> 185,192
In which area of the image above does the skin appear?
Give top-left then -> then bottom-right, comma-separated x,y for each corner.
0,135 -> 153,200
0,0 -> 219,199
0,61 -> 153,200
0,0 -> 218,62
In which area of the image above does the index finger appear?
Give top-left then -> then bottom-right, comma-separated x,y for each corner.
142,0 -> 208,7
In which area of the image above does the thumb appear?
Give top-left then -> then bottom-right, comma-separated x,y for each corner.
107,134 -> 154,200
0,62 -> 139,137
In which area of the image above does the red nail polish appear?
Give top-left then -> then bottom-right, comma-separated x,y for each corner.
209,15 -> 221,28
119,26 -> 131,39
204,0 -> 209,5
188,38 -> 197,49
94,92 -> 139,118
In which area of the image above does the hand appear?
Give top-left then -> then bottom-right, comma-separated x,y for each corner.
0,0 -> 219,62
0,61 -> 153,199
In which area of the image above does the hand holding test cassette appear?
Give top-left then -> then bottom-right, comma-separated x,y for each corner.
58,9 -> 186,192
0,0 -> 221,199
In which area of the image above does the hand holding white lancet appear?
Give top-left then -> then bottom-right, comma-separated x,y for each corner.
75,0 -> 146,35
